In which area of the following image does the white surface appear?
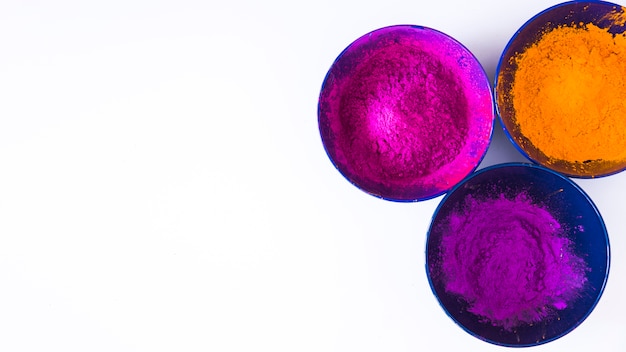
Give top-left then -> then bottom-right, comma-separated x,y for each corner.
0,1 -> 624,351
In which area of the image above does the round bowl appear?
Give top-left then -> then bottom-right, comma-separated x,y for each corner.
318,25 -> 494,201
426,163 -> 610,347
495,1 -> 626,177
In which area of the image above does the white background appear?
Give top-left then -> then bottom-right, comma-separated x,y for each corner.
0,1 -> 624,351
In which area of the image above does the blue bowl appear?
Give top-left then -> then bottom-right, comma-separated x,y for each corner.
494,1 -> 626,177
426,163 -> 610,347
318,25 -> 494,202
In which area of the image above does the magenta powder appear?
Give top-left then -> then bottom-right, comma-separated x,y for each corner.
318,25 -> 494,201
439,193 -> 589,330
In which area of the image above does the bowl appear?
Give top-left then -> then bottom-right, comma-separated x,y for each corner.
495,1 -> 626,177
318,25 -> 494,201
426,163 -> 610,347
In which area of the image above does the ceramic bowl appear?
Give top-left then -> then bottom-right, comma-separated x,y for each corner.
426,163 -> 610,346
319,25 -> 494,201
495,1 -> 626,177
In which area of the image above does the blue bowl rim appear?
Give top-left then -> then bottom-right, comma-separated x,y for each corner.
424,162 -> 611,347
317,24 -> 495,202
493,0 -> 626,179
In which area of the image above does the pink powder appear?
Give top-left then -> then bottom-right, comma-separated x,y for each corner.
318,26 -> 493,201
439,193 -> 589,330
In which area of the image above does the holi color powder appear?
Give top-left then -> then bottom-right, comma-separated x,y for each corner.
318,25 -> 493,201
427,164 -> 609,347
495,1 -> 626,177
439,194 -> 588,330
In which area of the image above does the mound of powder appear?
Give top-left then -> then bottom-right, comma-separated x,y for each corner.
439,193 -> 589,330
506,20 -> 626,176
338,41 -> 469,185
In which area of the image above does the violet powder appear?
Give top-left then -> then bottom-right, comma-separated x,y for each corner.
439,192 -> 589,330
318,26 -> 493,201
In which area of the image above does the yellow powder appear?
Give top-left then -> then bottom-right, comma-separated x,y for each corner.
511,22 -> 626,169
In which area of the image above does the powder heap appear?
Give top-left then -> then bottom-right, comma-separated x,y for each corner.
439,193 -> 589,330
337,41 -> 469,183
510,21 -> 626,173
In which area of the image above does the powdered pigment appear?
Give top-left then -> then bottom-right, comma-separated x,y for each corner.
495,4 -> 626,176
318,25 -> 493,201
437,193 -> 589,330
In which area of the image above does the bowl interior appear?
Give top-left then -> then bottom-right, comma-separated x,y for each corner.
495,1 -> 626,177
426,163 -> 609,346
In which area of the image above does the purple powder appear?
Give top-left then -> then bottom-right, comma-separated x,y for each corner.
318,26 -> 493,201
439,192 -> 589,330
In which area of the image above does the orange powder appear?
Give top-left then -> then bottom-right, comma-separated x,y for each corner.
510,22 -> 626,174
